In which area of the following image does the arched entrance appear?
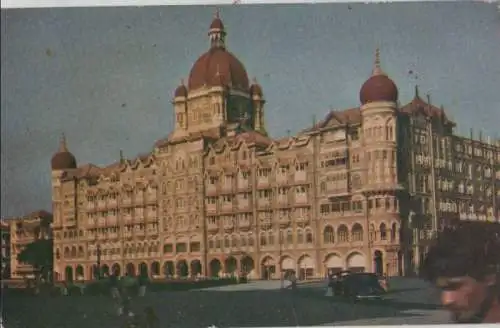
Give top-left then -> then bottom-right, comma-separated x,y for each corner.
190,259 -> 202,277
325,253 -> 343,274
224,256 -> 237,275
297,255 -> 315,280
176,259 -> 188,277
209,259 -> 222,277
374,250 -> 384,276
91,264 -> 99,280
139,262 -> 148,277
126,263 -> 135,276
111,263 -> 121,276
101,264 -> 110,276
75,265 -> 84,281
346,252 -> 365,273
65,266 -> 73,282
240,256 -> 254,274
281,256 -> 295,279
163,261 -> 175,277
151,261 -> 160,277
261,256 -> 275,280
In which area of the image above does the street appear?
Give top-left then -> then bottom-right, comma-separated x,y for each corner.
2,277 -> 451,327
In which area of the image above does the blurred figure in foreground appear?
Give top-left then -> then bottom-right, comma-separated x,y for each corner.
420,223 -> 500,323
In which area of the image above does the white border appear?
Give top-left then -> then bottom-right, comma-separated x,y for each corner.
1,0 -> 448,9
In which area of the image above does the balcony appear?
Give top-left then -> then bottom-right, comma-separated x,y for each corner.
260,219 -> 272,228
294,195 -> 309,204
122,198 -> 132,206
279,216 -> 291,227
206,203 -> 217,213
258,198 -> 272,208
257,177 -> 270,188
237,198 -> 250,210
276,174 -> 288,185
276,196 -> 288,207
238,218 -> 251,230
237,179 -> 250,190
220,202 -> 233,213
207,222 -> 219,233
294,171 -> 307,182
221,183 -> 233,194
223,220 -> 234,231
295,216 -> 309,224
206,184 -> 217,195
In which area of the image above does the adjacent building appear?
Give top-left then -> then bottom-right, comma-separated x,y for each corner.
1,221 -> 11,279
50,13 -> 500,282
8,210 -> 53,279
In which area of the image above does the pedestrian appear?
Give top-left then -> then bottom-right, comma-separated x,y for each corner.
109,269 -> 120,300
325,273 -> 334,297
420,223 -> 500,323
137,271 -> 148,297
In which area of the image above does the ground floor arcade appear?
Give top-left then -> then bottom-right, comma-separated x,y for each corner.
54,247 -> 404,282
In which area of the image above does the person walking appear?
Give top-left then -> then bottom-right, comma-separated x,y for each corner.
137,271 -> 148,297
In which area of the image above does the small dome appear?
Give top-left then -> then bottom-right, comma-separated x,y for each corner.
359,48 -> 398,105
250,78 -> 263,96
210,17 -> 224,30
174,82 -> 188,98
51,134 -> 77,171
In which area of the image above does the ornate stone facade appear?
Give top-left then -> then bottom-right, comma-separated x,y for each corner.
7,210 -> 52,279
50,14 -> 500,282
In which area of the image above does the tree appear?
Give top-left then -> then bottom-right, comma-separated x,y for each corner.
17,238 -> 53,281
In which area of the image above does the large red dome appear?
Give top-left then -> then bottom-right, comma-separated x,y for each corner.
51,135 -> 77,171
359,49 -> 398,105
359,74 -> 398,105
188,47 -> 249,91
187,13 -> 250,92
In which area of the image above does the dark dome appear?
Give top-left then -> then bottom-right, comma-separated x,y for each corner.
359,74 -> 398,105
250,80 -> 263,96
359,48 -> 398,105
51,135 -> 77,171
174,83 -> 188,98
210,17 -> 224,30
51,151 -> 77,171
188,47 -> 249,91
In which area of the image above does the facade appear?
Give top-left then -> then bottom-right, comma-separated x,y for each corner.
8,210 -> 53,279
50,13 -> 500,282
1,221 -> 11,279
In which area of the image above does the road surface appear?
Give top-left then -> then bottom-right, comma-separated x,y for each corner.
2,277 -> 450,327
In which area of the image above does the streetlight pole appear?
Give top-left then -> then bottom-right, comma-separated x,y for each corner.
279,229 -> 284,289
96,243 -> 101,280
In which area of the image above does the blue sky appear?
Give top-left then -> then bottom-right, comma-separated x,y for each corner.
1,2 -> 499,218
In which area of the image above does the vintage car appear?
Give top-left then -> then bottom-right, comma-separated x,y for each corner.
338,273 -> 387,301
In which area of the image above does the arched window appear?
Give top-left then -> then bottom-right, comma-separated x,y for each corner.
337,225 -> 348,242
380,223 -> 387,240
351,223 -> 363,242
323,226 -> 334,244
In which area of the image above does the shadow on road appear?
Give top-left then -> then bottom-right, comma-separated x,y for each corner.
3,282 -> 444,328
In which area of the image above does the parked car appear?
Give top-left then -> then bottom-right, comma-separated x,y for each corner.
339,273 -> 386,302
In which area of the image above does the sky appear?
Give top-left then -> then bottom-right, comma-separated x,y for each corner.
1,2 -> 500,218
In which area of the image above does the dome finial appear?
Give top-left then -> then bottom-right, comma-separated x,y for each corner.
252,77 -> 258,84
59,133 -> 68,152
415,85 -> 420,98
372,47 -> 383,76
181,78 -> 185,85
209,10 -> 225,48
214,7 -> 220,19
